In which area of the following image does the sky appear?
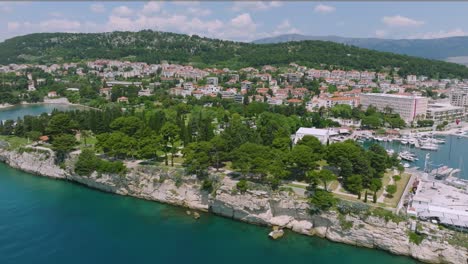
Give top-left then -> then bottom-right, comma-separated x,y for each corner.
1,1 -> 468,42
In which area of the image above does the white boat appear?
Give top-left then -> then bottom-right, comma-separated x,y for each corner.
432,138 -> 445,144
401,140 -> 408,145
420,143 -> 438,151
403,163 -> 410,168
399,152 -> 417,162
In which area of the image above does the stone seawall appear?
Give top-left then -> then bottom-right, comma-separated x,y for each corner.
0,149 -> 466,264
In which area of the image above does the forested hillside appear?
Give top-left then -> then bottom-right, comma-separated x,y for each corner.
1,30 -> 468,78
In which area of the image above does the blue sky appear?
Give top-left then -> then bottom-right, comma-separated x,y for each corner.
1,1 -> 468,42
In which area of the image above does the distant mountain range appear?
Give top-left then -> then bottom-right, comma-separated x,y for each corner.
253,34 -> 468,65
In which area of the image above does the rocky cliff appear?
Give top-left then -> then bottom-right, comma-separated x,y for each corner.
1,148 -> 466,264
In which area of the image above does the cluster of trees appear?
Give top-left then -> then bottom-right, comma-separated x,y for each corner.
74,149 -> 126,176
2,31 -> 468,78
329,104 -> 406,129
2,93 -> 398,204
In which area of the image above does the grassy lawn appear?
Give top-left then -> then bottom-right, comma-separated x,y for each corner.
224,161 -> 234,171
79,135 -> 98,148
384,173 -> 411,207
171,155 -> 185,165
376,170 -> 393,199
329,180 -> 340,191
0,135 -> 29,150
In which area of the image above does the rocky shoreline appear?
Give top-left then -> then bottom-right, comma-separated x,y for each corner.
0,148 -> 466,264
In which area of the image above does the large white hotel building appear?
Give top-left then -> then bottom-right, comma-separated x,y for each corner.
360,93 -> 428,124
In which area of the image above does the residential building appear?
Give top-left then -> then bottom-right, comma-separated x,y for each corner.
206,77 -> 219,86
450,86 -> 468,108
426,103 -> 465,123
47,91 -> 57,98
360,93 -> 428,123
407,75 -> 417,84
117,96 -> 129,103
241,80 -> 252,90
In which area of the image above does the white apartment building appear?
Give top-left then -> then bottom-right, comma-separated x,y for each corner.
407,75 -> 417,84
450,86 -> 468,108
426,103 -> 465,123
360,93 -> 428,124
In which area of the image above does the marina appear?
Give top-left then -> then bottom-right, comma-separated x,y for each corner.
361,134 -> 468,231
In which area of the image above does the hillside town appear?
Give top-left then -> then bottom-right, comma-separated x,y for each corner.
1,59 -> 468,127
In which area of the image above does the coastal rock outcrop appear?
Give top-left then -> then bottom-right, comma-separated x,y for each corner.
0,149 -> 466,264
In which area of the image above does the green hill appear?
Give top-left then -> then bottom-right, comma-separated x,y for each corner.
1,30 -> 467,78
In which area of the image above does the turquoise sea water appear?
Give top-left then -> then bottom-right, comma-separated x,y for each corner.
0,104 -> 88,121
0,163 -> 418,264
0,105 -> 419,264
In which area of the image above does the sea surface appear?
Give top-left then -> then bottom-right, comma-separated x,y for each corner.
0,105 -> 419,264
0,103 -> 88,121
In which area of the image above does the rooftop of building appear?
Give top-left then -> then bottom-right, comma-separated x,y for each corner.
361,93 -> 425,99
427,103 -> 465,111
296,127 -> 339,136
414,179 -> 468,213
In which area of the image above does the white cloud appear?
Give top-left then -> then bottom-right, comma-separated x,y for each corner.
230,13 -> 254,28
382,15 -> 424,27
407,28 -> 468,39
7,19 -> 83,35
277,20 -> 291,31
49,12 -> 63,18
187,7 -> 212,17
375,30 -> 387,38
314,4 -> 335,14
112,6 -> 134,17
142,2 -> 163,15
173,1 -> 200,6
0,4 -> 13,13
90,3 -> 106,13
231,1 -> 283,12
7,21 -> 20,31
267,19 -> 302,37
39,19 -> 81,31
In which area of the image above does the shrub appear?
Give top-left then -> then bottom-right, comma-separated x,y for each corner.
338,213 -> 354,231
75,149 -> 126,176
386,184 -> 397,197
372,207 -> 406,223
408,231 -> 425,245
236,179 -> 248,193
309,189 -> 336,211
75,149 -> 100,176
393,175 -> 401,182
337,200 -> 370,215
201,179 -> 213,192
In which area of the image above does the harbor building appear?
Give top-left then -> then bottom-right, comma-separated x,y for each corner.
426,103 -> 465,123
360,93 -> 428,124
407,176 -> 468,232
292,127 -> 339,144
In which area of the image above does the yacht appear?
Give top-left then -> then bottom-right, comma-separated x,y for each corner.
399,151 -> 418,162
420,143 -> 438,151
